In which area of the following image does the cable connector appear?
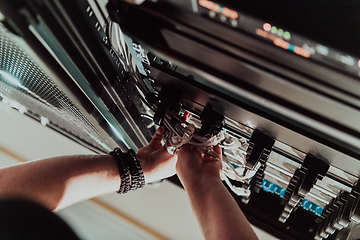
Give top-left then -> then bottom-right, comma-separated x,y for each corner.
166,124 -> 195,155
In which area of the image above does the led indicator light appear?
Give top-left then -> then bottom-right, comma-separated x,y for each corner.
274,38 -> 290,50
263,23 -> 271,31
284,31 -> 291,40
199,0 -> 238,19
256,29 -> 276,40
277,29 -> 284,37
358,60 -> 360,68
231,19 -> 238,27
222,8 -> 238,19
340,55 -> 355,66
294,46 -> 311,58
199,0 -> 220,13
271,26 -> 277,34
256,29 -> 310,58
209,10 -> 216,18
220,15 -> 227,22
315,44 -> 329,56
289,44 -> 294,51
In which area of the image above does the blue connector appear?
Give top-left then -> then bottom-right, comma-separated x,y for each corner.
261,179 -> 286,198
301,199 -> 323,216
261,180 -> 323,216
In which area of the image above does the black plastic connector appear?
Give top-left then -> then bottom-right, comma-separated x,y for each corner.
107,0 -> 129,25
242,130 -> 275,203
198,105 -> 224,137
245,130 -> 275,170
280,154 -> 329,223
153,87 -> 180,126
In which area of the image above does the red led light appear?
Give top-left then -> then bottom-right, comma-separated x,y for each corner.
263,23 -> 271,32
294,46 -> 310,58
199,0 -> 220,13
274,38 -> 290,50
255,29 -> 276,40
222,7 -> 238,19
358,60 -> 360,68
256,29 -> 310,58
199,0 -> 238,19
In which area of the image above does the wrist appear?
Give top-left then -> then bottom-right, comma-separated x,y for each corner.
109,148 -> 145,194
179,173 -> 223,195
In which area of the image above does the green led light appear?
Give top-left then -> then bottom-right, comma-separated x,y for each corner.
284,31 -> 291,40
271,26 -> 277,33
277,29 -> 284,36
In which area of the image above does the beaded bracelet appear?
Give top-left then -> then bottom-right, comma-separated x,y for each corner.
109,148 -> 131,194
109,148 -> 145,194
125,149 -> 145,190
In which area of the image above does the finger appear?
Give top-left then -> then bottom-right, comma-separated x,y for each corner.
148,126 -> 165,149
202,146 -> 214,160
213,145 -> 223,161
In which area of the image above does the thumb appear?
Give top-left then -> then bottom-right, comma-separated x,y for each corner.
148,126 -> 165,149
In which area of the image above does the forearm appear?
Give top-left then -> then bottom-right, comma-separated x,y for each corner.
0,154 -> 120,211
183,177 -> 258,240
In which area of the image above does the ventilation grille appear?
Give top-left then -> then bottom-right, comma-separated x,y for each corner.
0,24 -> 110,153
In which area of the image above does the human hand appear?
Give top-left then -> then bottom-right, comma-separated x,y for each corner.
136,126 -> 177,183
176,144 -> 222,189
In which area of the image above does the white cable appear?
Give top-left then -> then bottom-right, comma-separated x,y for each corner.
191,131 -> 225,147
163,112 -> 260,196
166,124 -> 195,154
221,172 -> 251,197
222,160 -> 258,181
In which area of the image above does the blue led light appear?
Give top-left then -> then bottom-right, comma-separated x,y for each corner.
288,44 -> 295,51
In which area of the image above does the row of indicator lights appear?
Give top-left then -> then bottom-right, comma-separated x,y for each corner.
198,0 -> 238,19
208,11 -> 238,27
274,38 -> 311,58
256,28 -> 311,58
265,23 -> 360,68
263,23 -> 291,41
315,44 -> 358,67
261,179 -> 324,216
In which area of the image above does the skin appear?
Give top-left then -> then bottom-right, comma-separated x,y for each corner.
176,145 -> 259,240
0,127 -> 177,211
0,127 -> 258,239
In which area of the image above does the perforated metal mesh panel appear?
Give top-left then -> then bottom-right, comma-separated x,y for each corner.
0,24 -> 110,152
